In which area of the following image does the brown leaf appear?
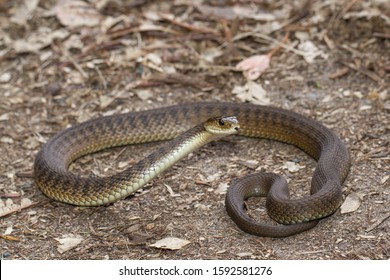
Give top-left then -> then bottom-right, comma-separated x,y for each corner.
149,237 -> 191,250
340,193 -> 362,214
10,0 -> 39,26
55,0 -> 102,28
236,54 -> 271,80
54,234 -> 84,254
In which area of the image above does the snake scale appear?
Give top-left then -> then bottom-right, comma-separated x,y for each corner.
34,102 -> 350,237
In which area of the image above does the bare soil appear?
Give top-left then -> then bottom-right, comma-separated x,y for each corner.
0,0 -> 389,260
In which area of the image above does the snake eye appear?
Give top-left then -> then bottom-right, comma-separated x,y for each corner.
218,119 -> 225,126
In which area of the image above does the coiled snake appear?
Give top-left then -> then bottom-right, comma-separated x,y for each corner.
34,102 -> 350,237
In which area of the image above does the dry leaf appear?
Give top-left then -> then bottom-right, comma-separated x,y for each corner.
195,203 -> 210,211
0,198 -> 33,218
201,47 -> 223,63
236,252 -> 253,258
297,41 -> 326,64
4,226 -> 13,235
55,0 -> 102,28
215,182 -> 229,194
13,28 -> 69,54
197,5 -> 276,21
145,53 -> 162,66
149,237 -> 190,250
164,183 -> 180,197
134,89 -> 153,101
380,174 -> 390,185
282,161 -> 305,173
54,234 -> 84,254
1,136 -> 14,144
0,113 -> 10,121
238,159 -> 259,169
99,95 -> 114,109
232,81 -> 270,105
20,198 -> 32,207
10,0 -> 39,26
236,54 -> 270,80
340,193 -> 362,214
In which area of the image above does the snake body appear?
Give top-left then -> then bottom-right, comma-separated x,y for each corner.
34,102 -> 350,237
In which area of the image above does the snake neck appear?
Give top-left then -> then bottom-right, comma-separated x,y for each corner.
121,124 -> 225,186
96,123 -> 229,206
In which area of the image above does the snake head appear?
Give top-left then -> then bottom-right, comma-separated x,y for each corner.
204,116 -> 240,135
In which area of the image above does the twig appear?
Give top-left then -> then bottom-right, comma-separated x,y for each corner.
233,31 -> 308,57
373,32 -> 390,39
64,52 -> 89,80
0,201 -> 42,218
267,32 -> 289,58
95,67 -> 107,90
366,213 -> 390,232
159,13 -> 219,35
328,0 -> 359,28
167,62 -> 239,72
0,234 -> 20,241
329,67 -> 350,79
15,171 -> 34,178
297,249 -> 330,255
340,61 -> 384,84
0,192 -> 21,198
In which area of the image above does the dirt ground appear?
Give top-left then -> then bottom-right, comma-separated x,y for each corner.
0,0 -> 389,260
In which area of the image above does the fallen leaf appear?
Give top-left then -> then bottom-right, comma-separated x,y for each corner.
13,28 -> 69,54
232,81 -> 270,105
215,182 -> 229,194
0,113 -> 10,121
195,203 -> 210,211
10,0 -> 39,26
164,183 -> 180,197
20,198 -> 32,207
0,136 -> 14,144
149,237 -> 190,250
145,53 -> 162,66
236,54 -> 270,80
99,95 -> 114,109
54,234 -> 84,254
55,0 -> 102,28
297,41 -> 326,64
197,5 -> 276,21
236,252 -> 253,258
282,161 -> 305,173
134,89 -> 153,101
340,193 -> 362,214
201,47 -> 223,63
4,226 -> 13,235
380,174 -> 390,185
238,159 -> 259,169
0,198 -> 33,218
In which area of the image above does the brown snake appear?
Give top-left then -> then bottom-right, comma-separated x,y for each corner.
34,102 -> 350,237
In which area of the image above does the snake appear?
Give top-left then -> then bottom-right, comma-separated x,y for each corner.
34,102 -> 350,237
